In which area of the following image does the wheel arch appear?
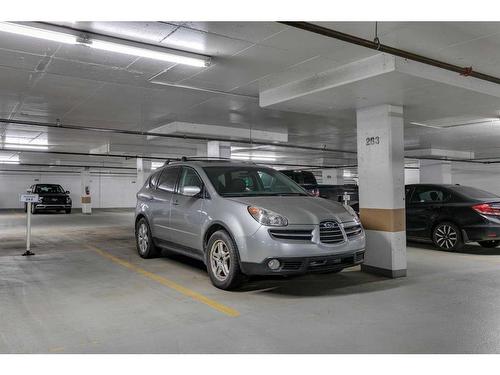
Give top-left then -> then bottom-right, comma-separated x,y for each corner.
135,213 -> 149,232
203,221 -> 237,253
431,219 -> 468,246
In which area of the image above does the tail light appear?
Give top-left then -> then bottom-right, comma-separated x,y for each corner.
472,203 -> 500,216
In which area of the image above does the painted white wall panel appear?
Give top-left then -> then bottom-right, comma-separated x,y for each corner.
0,173 -> 138,209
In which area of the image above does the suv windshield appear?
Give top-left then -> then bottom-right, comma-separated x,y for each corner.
34,184 -> 65,194
203,166 -> 308,197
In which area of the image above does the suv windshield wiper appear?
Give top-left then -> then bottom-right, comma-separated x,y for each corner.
222,192 -> 307,197
273,193 -> 307,196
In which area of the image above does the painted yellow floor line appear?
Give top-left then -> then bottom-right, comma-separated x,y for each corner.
87,245 -> 240,318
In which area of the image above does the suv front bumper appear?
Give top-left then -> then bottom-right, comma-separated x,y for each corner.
240,250 -> 365,276
235,221 -> 366,275
33,204 -> 71,210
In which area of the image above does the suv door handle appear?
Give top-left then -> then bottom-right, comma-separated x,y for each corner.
172,198 -> 179,206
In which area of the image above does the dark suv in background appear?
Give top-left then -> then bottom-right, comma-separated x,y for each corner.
25,184 -> 72,214
406,184 -> 500,250
281,169 -> 359,211
281,170 -> 320,196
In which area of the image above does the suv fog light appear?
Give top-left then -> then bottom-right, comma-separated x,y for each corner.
268,259 -> 281,270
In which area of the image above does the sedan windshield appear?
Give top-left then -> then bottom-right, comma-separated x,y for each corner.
203,166 -> 308,197
34,184 -> 65,194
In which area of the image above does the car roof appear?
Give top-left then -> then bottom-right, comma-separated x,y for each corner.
164,160 -> 264,168
406,184 -> 459,188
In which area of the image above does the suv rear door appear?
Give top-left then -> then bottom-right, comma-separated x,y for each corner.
151,166 -> 181,242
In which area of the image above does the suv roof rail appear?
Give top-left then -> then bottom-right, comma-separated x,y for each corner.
161,156 -> 257,166
177,156 -> 256,164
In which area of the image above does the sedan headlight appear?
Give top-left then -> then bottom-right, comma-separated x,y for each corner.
247,206 -> 288,226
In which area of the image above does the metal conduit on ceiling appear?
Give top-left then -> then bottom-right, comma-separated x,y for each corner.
279,22 -> 500,85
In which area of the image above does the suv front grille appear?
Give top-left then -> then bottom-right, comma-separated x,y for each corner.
269,229 -> 313,241
344,223 -> 363,238
319,220 -> 344,244
281,260 -> 304,270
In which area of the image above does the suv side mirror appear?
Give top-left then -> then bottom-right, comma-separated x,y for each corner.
66,191 -> 70,194
182,186 -> 201,197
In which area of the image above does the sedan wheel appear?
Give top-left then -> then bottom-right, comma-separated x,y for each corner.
432,222 -> 463,251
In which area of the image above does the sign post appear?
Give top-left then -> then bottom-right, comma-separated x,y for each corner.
20,193 -> 38,256
342,193 -> 351,206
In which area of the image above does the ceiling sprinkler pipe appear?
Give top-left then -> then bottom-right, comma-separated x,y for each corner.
280,22 -> 500,86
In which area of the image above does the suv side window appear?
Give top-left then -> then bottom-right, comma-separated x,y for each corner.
410,186 -> 450,203
148,170 -> 161,189
157,166 -> 180,192
177,167 -> 203,195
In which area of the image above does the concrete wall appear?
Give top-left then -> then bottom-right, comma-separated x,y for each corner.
452,163 -> 500,196
0,172 -> 140,209
404,168 -> 420,184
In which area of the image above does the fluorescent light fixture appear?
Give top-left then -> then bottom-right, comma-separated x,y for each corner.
0,22 -> 77,44
0,154 -> 20,164
410,117 -> 500,129
3,143 -> 49,150
88,39 -> 208,67
151,161 -> 164,170
0,22 -> 210,67
231,154 -> 277,162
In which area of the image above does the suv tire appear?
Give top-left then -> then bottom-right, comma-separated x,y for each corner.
206,230 -> 246,290
432,222 -> 464,251
136,218 -> 160,258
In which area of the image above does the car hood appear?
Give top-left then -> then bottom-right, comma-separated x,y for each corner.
227,196 -> 356,224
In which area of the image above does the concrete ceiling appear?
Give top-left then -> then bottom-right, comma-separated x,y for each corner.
1,21 -> 500,171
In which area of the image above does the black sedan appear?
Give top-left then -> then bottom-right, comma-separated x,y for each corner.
406,184 -> 500,250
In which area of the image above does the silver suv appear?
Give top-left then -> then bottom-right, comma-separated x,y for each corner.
135,159 -> 365,290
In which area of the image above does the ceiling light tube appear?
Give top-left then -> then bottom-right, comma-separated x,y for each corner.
0,22 -> 211,67
0,22 -> 77,44
88,39 -> 209,67
3,144 -> 49,150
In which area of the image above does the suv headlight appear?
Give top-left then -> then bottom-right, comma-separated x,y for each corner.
247,206 -> 288,226
344,204 -> 359,220
66,197 -> 71,204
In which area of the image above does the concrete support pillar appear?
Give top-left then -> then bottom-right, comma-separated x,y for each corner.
419,160 -> 452,184
136,158 -> 152,189
356,104 -> 406,278
81,169 -> 92,214
322,169 -> 344,185
207,141 -> 231,158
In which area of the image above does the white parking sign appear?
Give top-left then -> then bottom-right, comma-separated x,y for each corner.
20,194 -> 39,203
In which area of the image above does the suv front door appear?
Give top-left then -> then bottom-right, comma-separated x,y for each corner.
169,167 -> 206,253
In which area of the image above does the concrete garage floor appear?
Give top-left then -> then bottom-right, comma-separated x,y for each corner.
1,209 -> 500,353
